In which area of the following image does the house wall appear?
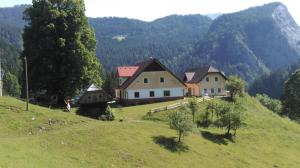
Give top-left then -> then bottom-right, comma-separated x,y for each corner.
80,91 -> 110,104
126,87 -> 184,99
127,71 -> 184,90
199,73 -> 227,96
184,83 -> 200,97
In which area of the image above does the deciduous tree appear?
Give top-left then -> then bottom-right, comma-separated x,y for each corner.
22,0 -> 102,105
225,76 -> 245,100
168,106 -> 193,142
3,71 -> 21,97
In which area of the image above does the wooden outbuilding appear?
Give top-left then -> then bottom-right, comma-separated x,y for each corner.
78,84 -> 112,106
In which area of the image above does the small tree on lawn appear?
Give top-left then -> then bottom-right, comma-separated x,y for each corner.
188,97 -> 198,123
197,102 -> 217,128
214,102 -> 245,136
168,106 -> 193,142
225,76 -> 245,100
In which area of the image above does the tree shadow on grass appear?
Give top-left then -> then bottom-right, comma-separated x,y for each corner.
200,131 -> 235,145
152,136 -> 189,152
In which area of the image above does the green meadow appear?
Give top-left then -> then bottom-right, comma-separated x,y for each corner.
0,96 -> 299,168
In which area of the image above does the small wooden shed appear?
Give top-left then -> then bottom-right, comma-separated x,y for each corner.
78,84 -> 112,106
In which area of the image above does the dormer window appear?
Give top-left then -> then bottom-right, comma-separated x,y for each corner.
206,77 -> 209,82
160,77 -> 164,83
144,78 -> 148,83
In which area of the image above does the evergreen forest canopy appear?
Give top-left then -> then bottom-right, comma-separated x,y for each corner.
0,2 -> 300,99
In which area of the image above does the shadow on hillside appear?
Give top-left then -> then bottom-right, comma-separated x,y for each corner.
152,136 -> 189,152
200,131 -> 235,145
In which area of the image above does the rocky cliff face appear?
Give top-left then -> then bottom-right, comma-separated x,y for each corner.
272,4 -> 300,54
190,2 -> 300,81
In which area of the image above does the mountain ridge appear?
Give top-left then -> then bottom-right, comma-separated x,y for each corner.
1,2 -> 300,85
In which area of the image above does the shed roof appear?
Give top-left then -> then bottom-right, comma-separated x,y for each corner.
86,84 -> 102,92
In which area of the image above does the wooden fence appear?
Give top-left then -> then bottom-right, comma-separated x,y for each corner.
147,97 -> 212,115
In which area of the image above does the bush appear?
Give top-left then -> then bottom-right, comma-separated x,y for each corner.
256,94 -> 282,114
99,105 -> 115,121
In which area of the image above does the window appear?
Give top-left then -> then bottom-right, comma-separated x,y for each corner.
134,92 -> 140,98
206,77 -> 209,82
144,78 -> 148,83
211,88 -> 215,94
204,89 -> 207,93
218,88 -> 221,93
160,77 -> 164,83
215,77 -> 218,82
149,91 -> 155,97
164,90 -> 170,97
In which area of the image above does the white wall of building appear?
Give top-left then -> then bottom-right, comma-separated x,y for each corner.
126,87 -> 184,99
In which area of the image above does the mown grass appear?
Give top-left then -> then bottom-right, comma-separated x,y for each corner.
0,96 -> 299,167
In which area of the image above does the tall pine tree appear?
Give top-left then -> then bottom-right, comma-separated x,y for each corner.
22,0 -> 102,105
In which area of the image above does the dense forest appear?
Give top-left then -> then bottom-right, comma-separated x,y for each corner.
89,14 -> 212,73
1,2 -> 300,98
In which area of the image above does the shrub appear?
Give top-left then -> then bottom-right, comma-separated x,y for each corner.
256,94 -> 282,114
99,105 -> 115,121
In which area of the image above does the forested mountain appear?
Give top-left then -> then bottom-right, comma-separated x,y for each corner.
249,61 -> 300,99
1,3 -> 300,97
189,2 -> 300,81
89,15 -> 212,72
0,5 -> 27,49
0,5 -> 26,95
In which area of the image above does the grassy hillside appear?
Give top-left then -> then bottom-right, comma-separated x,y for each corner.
0,96 -> 299,167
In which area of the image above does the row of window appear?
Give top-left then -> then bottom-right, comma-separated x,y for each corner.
134,90 -> 170,98
144,77 -> 164,84
203,88 -> 222,94
206,77 -> 219,82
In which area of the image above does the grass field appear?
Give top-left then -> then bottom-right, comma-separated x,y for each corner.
0,96 -> 299,167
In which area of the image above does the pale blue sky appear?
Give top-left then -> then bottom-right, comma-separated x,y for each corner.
1,0 -> 299,24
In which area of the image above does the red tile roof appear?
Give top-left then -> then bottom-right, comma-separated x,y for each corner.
116,66 -> 139,77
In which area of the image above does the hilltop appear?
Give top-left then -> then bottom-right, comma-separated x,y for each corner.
0,96 -> 299,167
